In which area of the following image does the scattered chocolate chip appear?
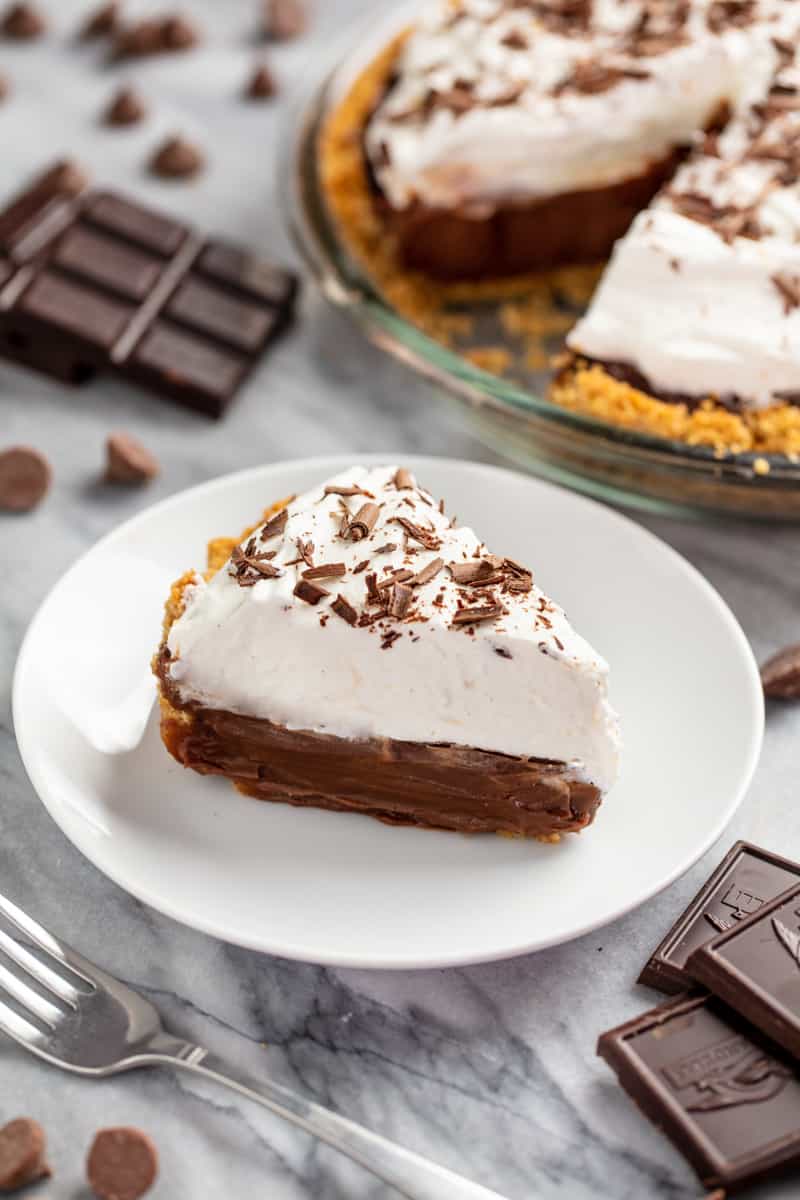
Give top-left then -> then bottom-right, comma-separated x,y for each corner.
150,135 -> 204,179
331,593 -> 357,626
246,62 -> 277,99
87,1127 -> 158,1200
301,562 -> 345,580
162,14 -> 198,50
2,2 -> 45,38
0,445 -> 51,512
294,577 -> 328,605
260,507 -> 288,540
81,1 -> 119,38
263,0 -> 305,41
104,86 -> 147,126
393,467 -> 415,489
113,14 -> 199,59
105,432 -> 159,484
343,502 -> 380,541
0,1118 -> 50,1191
761,644 -> 800,699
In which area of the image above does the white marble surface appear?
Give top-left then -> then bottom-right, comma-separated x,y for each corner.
1,2 -> 799,1197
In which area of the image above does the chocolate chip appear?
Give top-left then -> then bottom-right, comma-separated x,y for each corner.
246,62 -> 277,99
81,1 -> 119,38
162,14 -> 198,50
104,86 -> 147,126
87,1127 -> 158,1200
263,0 -> 306,40
0,445 -> 51,511
150,135 -> 204,179
2,2 -> 45,38
112,14 -> 199,59
761,643 -> 800,699
0,1118 -> 50,1191
105,432 -> 159,484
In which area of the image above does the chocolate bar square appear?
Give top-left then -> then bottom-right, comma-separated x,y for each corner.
598,992 -> 800,1191
688,883 -> 800,1060
639,842 -> 800,993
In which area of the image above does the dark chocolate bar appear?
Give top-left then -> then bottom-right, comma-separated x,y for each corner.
688,883 -> 800,1061
598,992 -> 800,1192
0,162 -> 298,417
639,841 -> 800,993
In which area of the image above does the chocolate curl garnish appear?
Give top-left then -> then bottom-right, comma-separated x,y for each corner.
393,467 -> 415,489
388,582 -> 413,619
392,516 -> 441,550
229,542 -> 282,587
302,562 -> 346,580
293,578 -> 329,605
260,506 -> 288,540
343,502 -> 380,541
411,557 -> 444,586
451,603 -> 504,627
331,594 -> 358,626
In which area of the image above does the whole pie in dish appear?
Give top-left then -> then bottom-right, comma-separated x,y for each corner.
321,0 -> 800,458
154,466 -> 620,838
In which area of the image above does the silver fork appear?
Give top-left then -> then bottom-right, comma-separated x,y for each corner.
0,890 -> 508,1200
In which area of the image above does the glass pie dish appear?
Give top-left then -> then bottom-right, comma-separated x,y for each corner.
281,6 -> 800,521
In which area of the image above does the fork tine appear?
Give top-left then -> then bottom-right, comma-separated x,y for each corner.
0,927 -> 79,1007
0,989 -> 51,1044
0,891 -> 95,989
0,963 -> 62,1028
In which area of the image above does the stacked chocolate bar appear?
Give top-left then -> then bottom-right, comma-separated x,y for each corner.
600,842 -> 800,1193
0,162 -> 298,418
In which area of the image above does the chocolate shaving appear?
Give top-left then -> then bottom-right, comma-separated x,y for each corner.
229,543 -> 282,586
501,29 -> 528,49
293,578 -> 328,605
324,483 -> 369,496
330,594 -> 358,626
374,542 -> 398,555
449,559 -> 496,584
260,506 -> 288,540
381,630 -> 402,650
365,572 -> 381,604
392,516 -> 441,550
388,582 -> 413,619
451,603 -> 503,627
772,273 -> 800,314
353,559 -> 369,574
495,647 -> 513,660
393,467 -> 415,489
302,562 -> 345,580
343,502 -> 380,541
411,557 -> 444,587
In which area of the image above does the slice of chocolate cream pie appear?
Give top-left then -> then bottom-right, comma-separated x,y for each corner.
154,466 -> 620,838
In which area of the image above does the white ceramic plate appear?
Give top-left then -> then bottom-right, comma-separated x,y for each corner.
13,456 -> 764,968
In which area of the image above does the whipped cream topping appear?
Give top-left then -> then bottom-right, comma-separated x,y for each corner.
165,466 -> 620,792
569,0 -> 800,409
365,0 -> 766,211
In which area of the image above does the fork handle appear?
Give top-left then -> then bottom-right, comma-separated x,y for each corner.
174,1050 -> 509,1200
